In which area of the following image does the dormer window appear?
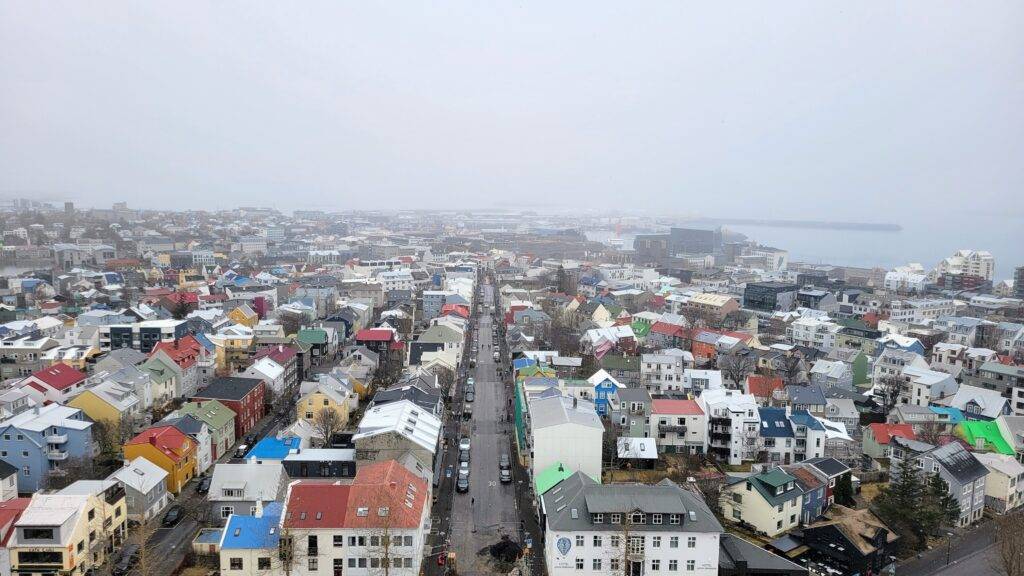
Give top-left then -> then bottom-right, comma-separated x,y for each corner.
610,513 -> 621,524
669,514 -> 680,525
629,512 -> 646,525
592,513 -> 603,524
652,513 -> 662,525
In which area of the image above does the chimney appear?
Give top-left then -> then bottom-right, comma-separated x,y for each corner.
148,435 -> 156,446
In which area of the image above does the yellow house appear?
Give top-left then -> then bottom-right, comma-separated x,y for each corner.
206,326 -> 255,372
720,468 -> 804,537
123,425 -> 197,494
67,380 -> 141,432
297,380 -> 352,430
9,480 -> 128,575
43,345 -> 102,371
227,304 -> 259,328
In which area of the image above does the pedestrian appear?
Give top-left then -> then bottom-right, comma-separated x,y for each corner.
471,497 -> 475,506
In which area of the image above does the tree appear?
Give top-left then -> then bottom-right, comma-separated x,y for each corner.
311,407 -> 343,448
917,420 -> 943,445
776,353 -> 806,386
91,418 -> 128,459
126,517 -> 162,575
833,472 -> 855,507
876,374 -> 908,416
41,456 -> 99,490
875,456 -> 926,548
993,513 -> 1024,576
279,314 -> 303,337
920,473 -> 960,531
718,351 -> 756,389
169,297 -> 192,320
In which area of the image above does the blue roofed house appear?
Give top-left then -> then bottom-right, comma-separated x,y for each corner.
585,369 -> 621,417
218,501 -> 283,573
759,407 -> 796,466
245,436 -> 303,461
789,410 -> 828,462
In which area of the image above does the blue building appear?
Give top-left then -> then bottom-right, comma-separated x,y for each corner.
587,370 -> 620,416
758,407 -> 795,465
783,463 -> 827,524
245,436 -> 302,461
0,404 -> 94,492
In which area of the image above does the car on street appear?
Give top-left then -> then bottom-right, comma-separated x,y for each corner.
465,391 -> 475,403
459,449 -> 470,464
112,543 -> 140,576
456,476 -> 470,493
459,437 -> 471,451
500,469 -> 512,484
161,505 -> 183,527
445,465 -> 453,478
197,476 -> 212,494
493,351 -> 500,361
459,461 -> 470,476
467,377 -> 474,386
499,454 -> 510,470
234,444 -> 249,458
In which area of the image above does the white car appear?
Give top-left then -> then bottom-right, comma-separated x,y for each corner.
459,437 -> 471,451
459,462 -> 470,476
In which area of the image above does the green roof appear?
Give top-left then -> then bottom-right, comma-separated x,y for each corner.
958,420 -> 1014,455
758,468 -> 797,488
631,321 -> 651,338
297,328 -> 327,345
179,399 -> 237,430
600,354 -> 639,372
535,462 -> 575,495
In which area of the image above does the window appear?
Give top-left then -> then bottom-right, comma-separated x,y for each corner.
370,558 -> 380,568
732,494 -> 742,504
308,558 -> 318,571
221,506 -> 234,519
404,536 -> 413,546
669,513 -> 680,524
229,558 -> 243,570
88,509 -> 95,521
593,559 -> 603,570
610,513 -> 621,524
348,559 -> 356,568
575,535 -> 585,547
733,509 -> 741,519
258,558 -> 271,570
652,513 -> 662,524
334,535 -> 343,547
22,528 -> 55,540
575,558 -> 584,570
687,536 -> 696,549
670,536 -> 679,548
611,558 -> 621,571
687,560 -> 695,571
358,558 -> 367,568
630,512 -> 646,524
610,535 -> 620,548
370,536 -> 380,547
593,535 -> 602,547
592,513 -> 604,524
669,560 -> 678,571
652,536 -> 661,548
652,559 -> 661,571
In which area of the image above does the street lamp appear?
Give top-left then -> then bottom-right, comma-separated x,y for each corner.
945,531 -> 955,566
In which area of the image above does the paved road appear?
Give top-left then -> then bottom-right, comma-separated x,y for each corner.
897,520 -> 999,576
448,282 -> 522,573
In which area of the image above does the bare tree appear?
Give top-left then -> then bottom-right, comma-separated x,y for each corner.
776,353 -> 806,386
41,456 -> 98,490
127,518 -> 162,575
993,513 -> 1024,576
917,420 -> 944,445
278,314 -> 303,337
876,374 -> 908,416
365,485 -> 405,576
718,351 -> 756,389
91,418 -> 128,459
311,407 -> 343,448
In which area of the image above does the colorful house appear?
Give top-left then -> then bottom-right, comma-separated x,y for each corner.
957,420 -> 1014,455
178,399 -> 237,460
227,303 -> 259,328
863,423 -> 916,460
123,425 -> 197,494
585,369 -> 621,416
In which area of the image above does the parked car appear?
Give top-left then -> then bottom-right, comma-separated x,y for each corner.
112,543 -> 140,576
459,437 -> 471,451
234,444 -> 249,458
459,449 -> 470,464
499,454 -> 510,470
456,476 -> 470,493
493,351 -> 500,361
459,461 -> 470,476
197,476 -> 212,495
500,469 -> 512,484
465,391 -> 475,403
445,465 -> 454,479
162,505 -> 183,527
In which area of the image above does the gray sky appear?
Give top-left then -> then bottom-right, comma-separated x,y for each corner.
2,2 -> 1022,218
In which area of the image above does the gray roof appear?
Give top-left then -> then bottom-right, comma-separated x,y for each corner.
720,534 -> 807,575
931,442 -> 989,485
615,387 -> 652,403
785,384 -> 827,406
101,347 -> 149,368
542,473 -> 723,534
529,395 -> 603,431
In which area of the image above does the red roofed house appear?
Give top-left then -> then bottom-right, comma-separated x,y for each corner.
0,497 -> 31,553
253,345 -> 299,391
150,334 -> 213,397
745,375 -> 785,406
650,398 -> 708,455
646,321 -> 686,349
19,363 -> 88,403
123,425 -> 197,494
863,423 -> 917,460
439,303 -> 469,319
279,460 -> 429,572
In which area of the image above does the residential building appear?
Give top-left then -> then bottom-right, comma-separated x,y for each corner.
543,473 -> 722,576
353,399 -> 440,483
18,363 -> 88,404
721,469 -> 803,537
528,394 -> 603,484
209,461 -> 288,523
177,400 -> 237,460
193,377 -> 266,441
98,319 -> 190,353
703,389 -> 760,465
640,353 -> 686,394
650,399 -> 707,455
935,250 -> 995,281
123,425 -> 197,494
787,317 -> 842,352
974,452 -> 1024,514
862,423 -> 915,460
0,404 -> 94,493
610,387 -> 652,438
743,282 -> 798,314
297,379 -> 354,435
889,440 -> 988,527
887,299 -> 957,325
281,448 -> 356,479
108,456 -> 171,522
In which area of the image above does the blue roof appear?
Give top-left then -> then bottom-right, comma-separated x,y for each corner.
758,407 -> 794,438
513,358 -> 536,371
930,406 -> 966,424
789,409 -> 826,431
785,384 -> 827,406
193,332 -> 216,352
246,436 -> 301,460
220,502 -> 283,550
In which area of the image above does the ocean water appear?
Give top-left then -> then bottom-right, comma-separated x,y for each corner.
586,216 -> 1024,279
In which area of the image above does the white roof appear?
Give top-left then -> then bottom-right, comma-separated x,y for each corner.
811,359 -> 849,379
975,452 -> 1024,478
586,369 -> 622,388
529,394 -> 603,431
354,399 -> 441,453
109,457 -> 168,495
617,437 -> 658,459
249,357 -> 286,381
1,403 -> 91,433
15,495 -> 88,541
943,384 -> 1007,418
209,462 -> 286,501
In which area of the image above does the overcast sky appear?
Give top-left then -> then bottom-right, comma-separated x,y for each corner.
2,2 -> 1022,218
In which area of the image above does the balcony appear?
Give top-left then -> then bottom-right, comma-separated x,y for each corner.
660,425 -> 687,433
46,450 -> 69,461
45,433 -> 68,444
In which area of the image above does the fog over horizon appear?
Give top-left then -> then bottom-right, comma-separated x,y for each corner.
2,2 -> 1022,220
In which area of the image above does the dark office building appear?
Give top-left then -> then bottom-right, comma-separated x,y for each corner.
1014,266 -> 1024,299
743,282 -> 799,313
634,227 -> 722,264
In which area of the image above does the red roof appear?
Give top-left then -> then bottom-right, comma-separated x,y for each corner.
144,287 -> 174,297
253,345 -> 298,365
389,340 -> 405,351
0,498 -> 31,546
150,335 -> 204,369
28,363 -> 87,391
355,329 -> 395,342
652,399 -> 704,416
650,321 -> 684,337
284,482 -> 351,529
199,293 -> 227,302
746,375 -> 785,399
440,304 -> 469,319
164,292 -> 199,305
126,425 -> 192,462
347,461 -> 427,529
868,423 -> 916,445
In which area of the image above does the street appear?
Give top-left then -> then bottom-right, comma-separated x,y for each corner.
896,520 -> 999,576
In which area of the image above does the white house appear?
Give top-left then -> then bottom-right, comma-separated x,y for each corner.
529,394 -> 603,484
